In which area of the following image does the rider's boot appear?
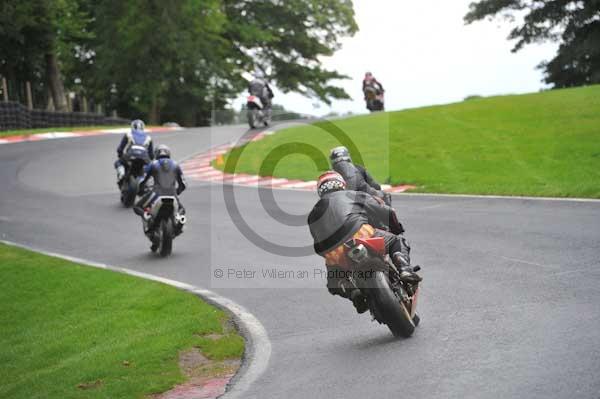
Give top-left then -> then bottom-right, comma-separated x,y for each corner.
334,278 -> 368,314
116,164 -> 125,185
392,252 -> 422,283
349,289 -> 369,314
133,206 -> 145,216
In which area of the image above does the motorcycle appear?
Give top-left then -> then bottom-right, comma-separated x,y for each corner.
141,194 -> 186,257
342,236 -> 420,337
365,86 -> 385,112
118,145 -> 150,207
246,95 -> 271,129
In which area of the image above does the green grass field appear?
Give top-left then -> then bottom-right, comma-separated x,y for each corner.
219,85 -> 600,198
0,243 -> 243,399
0,126 -> 129,138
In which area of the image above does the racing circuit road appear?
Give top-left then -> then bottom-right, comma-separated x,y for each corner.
1,125 -> 600,399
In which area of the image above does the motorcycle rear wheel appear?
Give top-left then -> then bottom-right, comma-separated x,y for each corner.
122,176 -> 138,207
369,271 -> 415,337
157,218 -> 173,257
247,110 -> 258,129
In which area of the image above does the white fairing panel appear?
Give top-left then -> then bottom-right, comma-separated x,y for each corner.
248,96 -> 263,109
150,196 -> 179,217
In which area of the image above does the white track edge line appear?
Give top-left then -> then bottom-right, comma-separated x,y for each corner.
0,239 -> 271,399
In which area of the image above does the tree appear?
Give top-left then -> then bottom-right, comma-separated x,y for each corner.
0,0 -> 90,110
1,0 -> 357,125
464,0 -> 600,88
222,0 -> 358,104
0,2 -> 51,105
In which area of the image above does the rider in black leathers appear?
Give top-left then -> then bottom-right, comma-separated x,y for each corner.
330,146 -> 391,205
308,171 -> 420,313
248,71 -> 274,113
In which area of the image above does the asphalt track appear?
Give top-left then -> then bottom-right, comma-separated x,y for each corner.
1,125 -> 600,399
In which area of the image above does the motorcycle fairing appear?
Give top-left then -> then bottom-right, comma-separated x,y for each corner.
247,95 -> 263,109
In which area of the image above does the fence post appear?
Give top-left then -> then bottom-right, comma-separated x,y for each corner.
2,77 -> 7,102
26,81 -> 33,110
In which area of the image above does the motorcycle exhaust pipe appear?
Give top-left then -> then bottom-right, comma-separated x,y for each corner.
176,214 -> 186,225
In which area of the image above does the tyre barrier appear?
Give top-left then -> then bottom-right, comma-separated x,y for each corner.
0,101 -> 127,131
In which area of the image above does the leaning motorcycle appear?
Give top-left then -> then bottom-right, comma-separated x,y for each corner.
246,95 -> 271,129
141,193 -> 186,257
365,86 -> 385,112
342,236 -> 420,337
118,145 -> 150,207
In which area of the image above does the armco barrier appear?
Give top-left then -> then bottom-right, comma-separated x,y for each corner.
0,101 -> 128,130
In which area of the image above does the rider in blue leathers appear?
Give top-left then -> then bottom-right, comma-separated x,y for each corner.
114,119 -> 154,183
133,144 -> 187,251
133,144 -> 187,216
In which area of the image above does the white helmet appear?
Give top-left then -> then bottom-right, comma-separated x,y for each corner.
131,119 -> 145,132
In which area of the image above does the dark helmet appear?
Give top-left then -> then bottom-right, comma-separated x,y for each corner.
155,144 -> 171,159
317,171 -> 346,197
329,146 -> 351,165
131,119 -> 145,133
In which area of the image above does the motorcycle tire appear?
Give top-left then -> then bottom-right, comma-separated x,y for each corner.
247,110 -> 257,129
122,176 -> 138,207
369,271 -> 415,337
158,218 -> 173,257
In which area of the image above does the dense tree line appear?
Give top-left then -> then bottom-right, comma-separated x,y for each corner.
0,0 -> 357,125
465,0 -> 600,88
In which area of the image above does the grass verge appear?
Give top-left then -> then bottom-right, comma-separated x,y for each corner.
0,243 -> 243,399
218,85 -> 600,198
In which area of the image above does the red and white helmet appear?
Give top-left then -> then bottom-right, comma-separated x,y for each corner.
317,171 -> 346,197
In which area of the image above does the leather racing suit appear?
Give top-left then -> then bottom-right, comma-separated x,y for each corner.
248,78 -> 274,111
114,130 -> 154,181
333,160 -> 389,204
307,190 -> 411,298
134,158 -> 187,220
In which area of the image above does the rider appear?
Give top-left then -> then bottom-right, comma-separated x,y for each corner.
308,171 -> 421,313
330,146 -> 391,205
133,145 -> 187,248
114,119 -> 154,183
248,70 -> 274,114
362,71 -> 384,99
